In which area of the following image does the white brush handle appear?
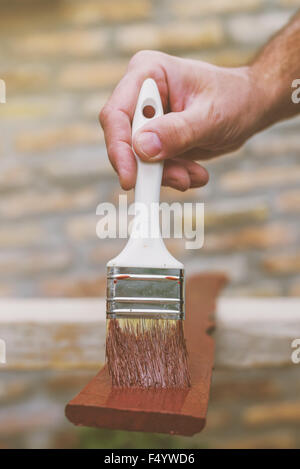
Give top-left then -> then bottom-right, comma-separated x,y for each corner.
107,78 -> 183,268
132,78 -> 164,207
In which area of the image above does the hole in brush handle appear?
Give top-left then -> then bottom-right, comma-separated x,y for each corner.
143,105 -> 156,118
141,97 -> 157,120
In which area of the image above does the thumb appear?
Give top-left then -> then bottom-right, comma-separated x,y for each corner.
133,108 -> 200,161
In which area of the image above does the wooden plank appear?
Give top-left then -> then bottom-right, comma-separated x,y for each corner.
65,273 -> 227,436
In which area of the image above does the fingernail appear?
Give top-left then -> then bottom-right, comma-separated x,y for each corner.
135,132 -> 162,159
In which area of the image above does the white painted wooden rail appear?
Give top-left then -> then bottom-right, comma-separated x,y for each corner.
0,298 -> 299,370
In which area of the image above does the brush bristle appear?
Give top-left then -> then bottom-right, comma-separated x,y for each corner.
106,318 -> 191,389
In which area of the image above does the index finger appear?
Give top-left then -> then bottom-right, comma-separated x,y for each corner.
99,73 -> 140,190
99,61 -> 168,190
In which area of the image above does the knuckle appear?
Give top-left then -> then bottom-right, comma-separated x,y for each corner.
129,50 -> 148,64
171,114 -> 195,150
128,50 -> 159,68
99,105 -> 109,126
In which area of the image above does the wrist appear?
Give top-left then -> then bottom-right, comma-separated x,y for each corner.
249,58 -> 298,132
246,62 -> 279,134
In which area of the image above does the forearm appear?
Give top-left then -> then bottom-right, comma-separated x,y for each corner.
250,10 -> 300,130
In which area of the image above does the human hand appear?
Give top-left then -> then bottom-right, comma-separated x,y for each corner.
100,51 -> 266,191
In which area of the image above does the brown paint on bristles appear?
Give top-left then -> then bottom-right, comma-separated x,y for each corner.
106,318 -> 191,389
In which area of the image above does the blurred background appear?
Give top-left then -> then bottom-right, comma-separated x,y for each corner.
0,0 -> 300,449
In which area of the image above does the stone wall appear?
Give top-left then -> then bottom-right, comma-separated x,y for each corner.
0,0 -> 300,449
0,0 -> 299,297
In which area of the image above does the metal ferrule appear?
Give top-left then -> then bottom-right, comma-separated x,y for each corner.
107,266 -> 185,320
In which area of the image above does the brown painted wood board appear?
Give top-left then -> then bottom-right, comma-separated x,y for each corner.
65,273 -> 228,436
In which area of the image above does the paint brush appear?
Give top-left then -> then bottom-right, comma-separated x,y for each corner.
105,78 -> 190,388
